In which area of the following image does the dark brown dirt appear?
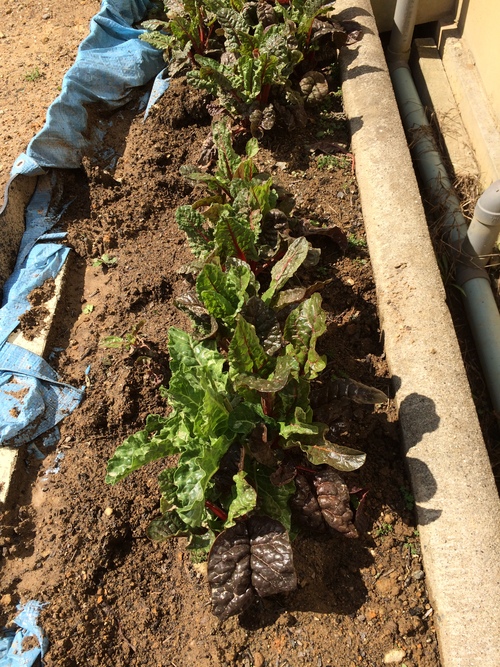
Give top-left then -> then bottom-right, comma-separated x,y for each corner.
0,79 -> 441,667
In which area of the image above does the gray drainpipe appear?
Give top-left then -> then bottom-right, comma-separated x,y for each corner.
387,0 -> 500,415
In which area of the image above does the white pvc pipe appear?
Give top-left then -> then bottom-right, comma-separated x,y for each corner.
464,180 -> 500,268
387,0 -> 419,63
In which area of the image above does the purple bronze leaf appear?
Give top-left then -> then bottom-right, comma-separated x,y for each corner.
313,468 -> 358,538
247,516 -> 297,598
208,522 -> 255,621
208,516 -> 297,620
290,473 -> 326,532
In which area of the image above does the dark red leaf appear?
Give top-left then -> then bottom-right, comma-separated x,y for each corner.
208,522 -> 255,621
313,468 -> 358,538
208,516 -> 297,620
292,469 -> 358,537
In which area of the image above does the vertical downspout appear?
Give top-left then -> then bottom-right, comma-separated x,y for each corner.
387,0 -> 419,63
386,0 -> 500,415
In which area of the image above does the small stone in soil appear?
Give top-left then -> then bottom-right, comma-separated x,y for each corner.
383,648 -> 406,664
253,652 -> 264,667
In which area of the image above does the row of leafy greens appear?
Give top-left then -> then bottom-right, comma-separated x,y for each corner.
107,2 -> 379,622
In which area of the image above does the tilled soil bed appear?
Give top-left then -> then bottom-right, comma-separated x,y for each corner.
0,79 -> 441,667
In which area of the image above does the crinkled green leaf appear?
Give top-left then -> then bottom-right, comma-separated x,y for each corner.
245,137 -> 259,158
158,467 -> 179,513
228,401 -> 262,436
283,292 -> 327,379
253,464 -> 295,533
175,205 -> 214,258
301,441 -> 367,472
197,263 -> 240,321
105,413 -> 186,485
229,316 -> 274,381
279,406 -> 317,440
175,435 -> 233,527
262,236 -> 311,302
233,355 -> 299,393
213,120 -> 241,180
240,296 -> 282,355
226,471 -> 258,527
195,382 -> 231,438
147,512 -> 191,541
215,210 -> 259,263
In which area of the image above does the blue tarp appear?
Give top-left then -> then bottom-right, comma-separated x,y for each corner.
12,0 -> 165,175
1,0 -> 166,448
0,601 -> 48,667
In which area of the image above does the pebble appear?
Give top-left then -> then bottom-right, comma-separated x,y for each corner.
42,12 -> 51,19
383,648 -> 406,663
412,569 -> 425,581
253,652 -> 264,667
1,594 -> 12,606
103,507 -> 114,517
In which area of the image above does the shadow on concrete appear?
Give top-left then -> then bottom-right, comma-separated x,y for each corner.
394,388 -> 443,525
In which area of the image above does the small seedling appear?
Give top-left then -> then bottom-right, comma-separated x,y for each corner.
316,154 -> 350,171
404,539 -> 419,557
92,254 -> 117,268
24,67 -> 43,82
375,523 -> 394,537
400,486 -> 415,511
347,233 -> 367,249
100,320 -> 148,353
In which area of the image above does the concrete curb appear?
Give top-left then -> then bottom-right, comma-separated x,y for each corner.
337,2 -> 500,666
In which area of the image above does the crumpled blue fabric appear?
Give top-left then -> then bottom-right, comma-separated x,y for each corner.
0,601 -> 48,667
0,343 -> 84,446
0,175 -> 82,447
11,0 -> 164,175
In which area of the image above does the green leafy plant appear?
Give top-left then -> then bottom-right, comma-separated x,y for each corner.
375,523 -> 394,537
347,233 -> 367,249
92,253 -> 117,268
100,320 -> 148,353
24,66 -> 43,82
141,0 -> 358,136
106,2 -> 377,623
317,154 -> 351,171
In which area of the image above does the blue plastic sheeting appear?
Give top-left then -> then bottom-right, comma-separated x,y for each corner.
144,68 -> 170,119
12,0 -> 164,175
0,175 -> 85,446
0,601 -> 48,667
1,0 -> 165,448
0,344 -> 84,446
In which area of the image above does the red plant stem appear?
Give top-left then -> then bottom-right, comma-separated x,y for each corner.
205,500 -> 228,521
226,223 -> 247,262
259,83 -> 271,108
295,464 -> 318,475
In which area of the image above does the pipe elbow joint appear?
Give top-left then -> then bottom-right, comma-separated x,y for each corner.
475,180 -> 500,227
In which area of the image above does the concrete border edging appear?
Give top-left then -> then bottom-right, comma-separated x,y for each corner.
337,2 -> 500,666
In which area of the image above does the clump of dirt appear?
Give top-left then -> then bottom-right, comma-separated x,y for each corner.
0,79 -> 441,667
16,278 -> 56,340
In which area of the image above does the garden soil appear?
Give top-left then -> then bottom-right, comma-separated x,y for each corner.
0,4 -> 440,666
